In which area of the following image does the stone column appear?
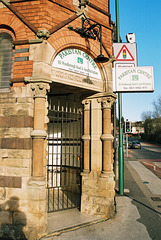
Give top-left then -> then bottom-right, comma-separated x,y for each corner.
81,94 -> 116,218
82,100 -> 91,173
31,83 -> 50,177
101,97 -> 115,178
90,98 -> 102,172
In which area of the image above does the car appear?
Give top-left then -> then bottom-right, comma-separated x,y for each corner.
130,140 -> 141,149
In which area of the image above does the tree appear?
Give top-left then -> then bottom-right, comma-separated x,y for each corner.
141,95 -> 161,143
141,111 -> 152,121
153,96 -> 161,118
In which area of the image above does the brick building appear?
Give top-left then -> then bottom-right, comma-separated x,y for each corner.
0,0 -> 116,239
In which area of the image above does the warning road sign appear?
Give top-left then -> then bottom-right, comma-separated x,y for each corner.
113,43 -> 137,68
116,45 -> 134,61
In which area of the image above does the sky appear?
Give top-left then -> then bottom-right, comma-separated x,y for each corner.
110,0 -> 161,122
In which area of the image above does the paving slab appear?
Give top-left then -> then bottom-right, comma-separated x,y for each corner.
128,161 -> 161,195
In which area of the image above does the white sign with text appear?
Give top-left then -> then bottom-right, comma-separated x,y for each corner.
114,66 -> 154,92
52,48 -> 101,80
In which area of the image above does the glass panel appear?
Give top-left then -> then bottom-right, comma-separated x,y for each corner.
0,32 -> 13,88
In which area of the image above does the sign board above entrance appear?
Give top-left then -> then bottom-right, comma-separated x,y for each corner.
113,43 -> 137,68
52,49 -> 101,80
114,66 -> 154,92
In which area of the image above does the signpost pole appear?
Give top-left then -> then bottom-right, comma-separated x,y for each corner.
126,133 -> 128,157
115,0 -> 124,195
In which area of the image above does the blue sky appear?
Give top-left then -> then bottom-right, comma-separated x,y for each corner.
110,0 -> 161,122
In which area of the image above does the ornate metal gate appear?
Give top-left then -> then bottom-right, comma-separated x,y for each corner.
47,94 -> 83,212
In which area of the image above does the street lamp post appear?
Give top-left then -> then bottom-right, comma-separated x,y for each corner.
115,0 -> 124,195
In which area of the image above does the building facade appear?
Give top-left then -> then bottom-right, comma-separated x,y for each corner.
0,0 -> 116,239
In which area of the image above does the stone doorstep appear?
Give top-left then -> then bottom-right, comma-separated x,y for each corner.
45,208 -> 105,237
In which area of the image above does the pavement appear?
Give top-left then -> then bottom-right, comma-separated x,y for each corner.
41,151 -> 161,240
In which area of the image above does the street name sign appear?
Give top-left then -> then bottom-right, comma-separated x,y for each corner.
113,43 -> 137,68
114,66 -> 154,92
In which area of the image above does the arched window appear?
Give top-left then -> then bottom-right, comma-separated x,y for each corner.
0,32 -> 13,89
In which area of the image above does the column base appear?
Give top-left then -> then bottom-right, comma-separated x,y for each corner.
100,171 -> 115,181
81,170 -> 90,176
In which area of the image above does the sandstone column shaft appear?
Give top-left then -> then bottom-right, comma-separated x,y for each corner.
82,100 -> 91,173
34,97 -> 45,130
31,84 -> 49,177
101,98 -> 114,173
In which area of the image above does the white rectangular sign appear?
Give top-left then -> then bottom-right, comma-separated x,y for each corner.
114,66 -> 154,92
113,43 -> 137,68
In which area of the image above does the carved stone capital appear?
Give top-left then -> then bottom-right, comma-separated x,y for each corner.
97,98 -> 102,104
31,83 -> 50,98
101,97 -> 116,109
82,99 -> 91,110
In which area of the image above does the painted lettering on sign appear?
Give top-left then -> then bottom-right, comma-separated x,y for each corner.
52,48 -> 101,80
115,67 -> 154,92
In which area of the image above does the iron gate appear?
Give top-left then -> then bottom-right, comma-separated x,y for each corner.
47,94 -> 83,212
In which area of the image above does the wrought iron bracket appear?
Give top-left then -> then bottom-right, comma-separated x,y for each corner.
68,17 -> 100,40
68,17 -> 109,63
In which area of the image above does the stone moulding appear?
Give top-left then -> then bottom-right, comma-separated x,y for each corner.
28,177 -> 46,186
30,130 -> 47,139
51,68 -> 103,92
101,133 -> 114,141
82,135 -> 90,140
24,77 -> 52,85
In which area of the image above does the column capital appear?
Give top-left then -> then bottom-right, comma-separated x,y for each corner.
82,99 -> 91,110
31,83 -> 50,98
101,96 -> 116,109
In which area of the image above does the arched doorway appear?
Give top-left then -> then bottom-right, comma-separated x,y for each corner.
46,48 -> 103,212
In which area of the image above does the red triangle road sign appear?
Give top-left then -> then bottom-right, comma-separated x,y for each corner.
116,44 -> 134,61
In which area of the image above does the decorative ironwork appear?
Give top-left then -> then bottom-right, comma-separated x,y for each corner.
68,17 -> 109,63
68,17 -> 100,40
47,94 -> 83,212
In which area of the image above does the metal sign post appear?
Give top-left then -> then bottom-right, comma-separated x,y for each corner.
115,0 -> 124,196
126,134 -> 128,157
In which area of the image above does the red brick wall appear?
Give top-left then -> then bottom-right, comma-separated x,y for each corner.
13,45 -> 33,79
0,0 -> 112,81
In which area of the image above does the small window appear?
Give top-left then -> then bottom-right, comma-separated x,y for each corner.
0,32 -> 13,89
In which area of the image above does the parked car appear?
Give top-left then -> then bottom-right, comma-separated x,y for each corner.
130,140 -> 141,149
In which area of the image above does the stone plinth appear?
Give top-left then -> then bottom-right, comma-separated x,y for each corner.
81,171 -> 115,218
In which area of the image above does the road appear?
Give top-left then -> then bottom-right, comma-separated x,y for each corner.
127,141 -> 161,178
124,140 -> 161,240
